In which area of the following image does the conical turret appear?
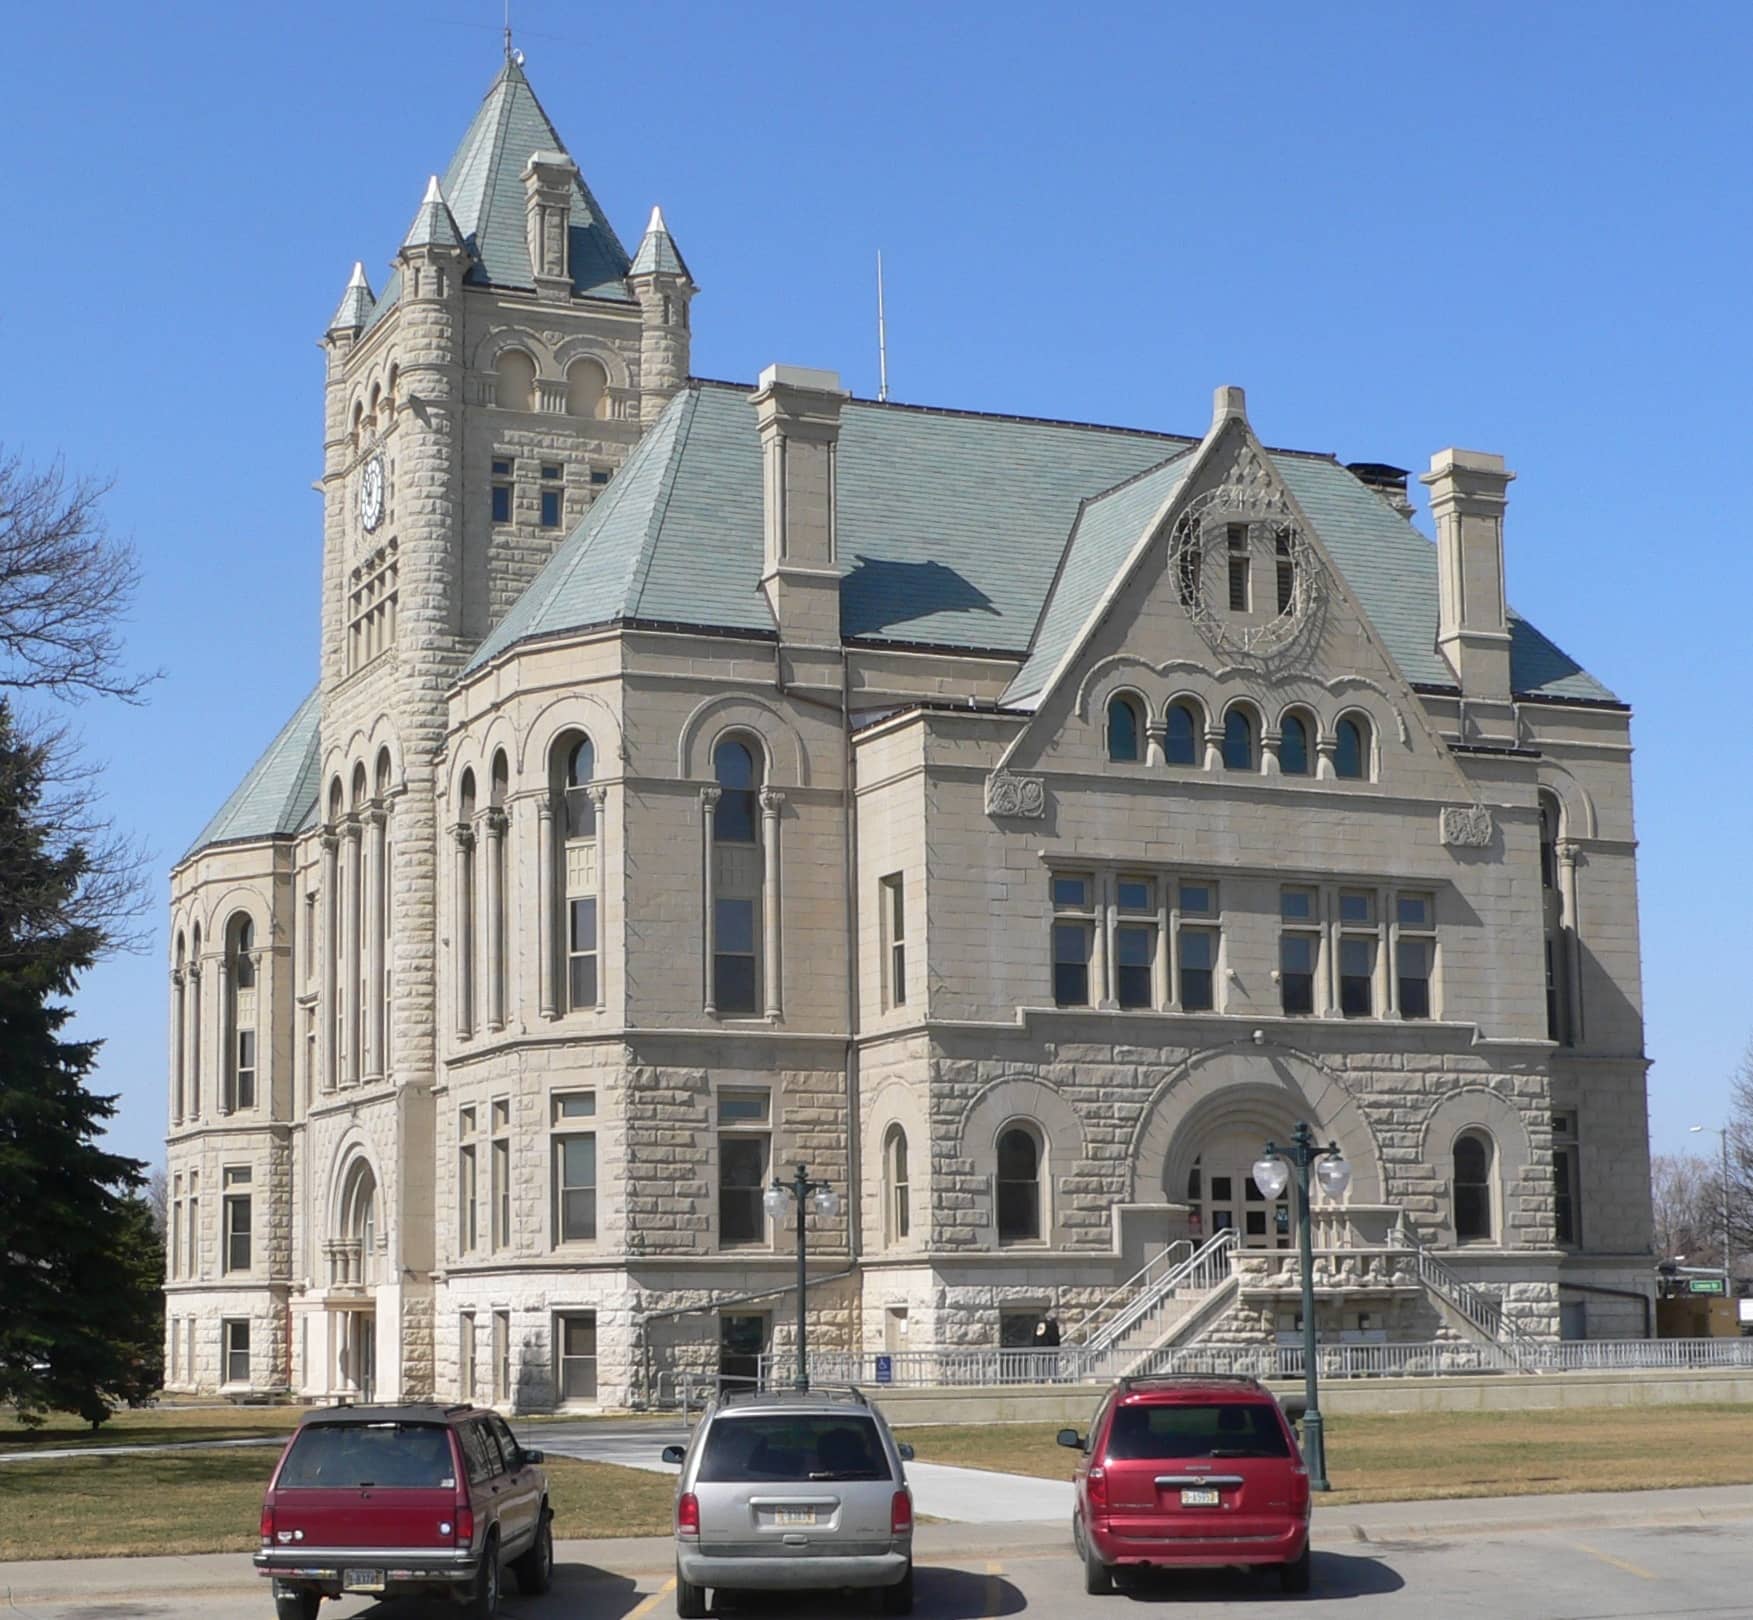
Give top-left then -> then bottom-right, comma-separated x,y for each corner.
327,261 -> 375,336
629,205 -> 696,425
402,175 -> 464,253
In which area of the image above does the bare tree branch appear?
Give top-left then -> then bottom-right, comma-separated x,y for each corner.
0,449 -> 161,704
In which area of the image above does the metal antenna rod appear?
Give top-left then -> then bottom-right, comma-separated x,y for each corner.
876,250 -> 890,403
504,0 -> 513,60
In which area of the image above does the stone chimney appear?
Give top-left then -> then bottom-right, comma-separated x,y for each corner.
750,364 -> 849,650
1347,461 -> 1415,519
522,151 -> 577,300
1420,448 -> 1514,704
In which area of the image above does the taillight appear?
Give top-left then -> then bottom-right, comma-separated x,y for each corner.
455,1504 -> 475,1548
1086,1466 -> 1109,1514
890,1490 -> 912,1534
677,1491 -> 701,1537
1290,1465 -> 1310,1514
260,1500 -> 275,1545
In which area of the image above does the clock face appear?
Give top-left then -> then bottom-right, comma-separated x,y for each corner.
359,456 -> 385,532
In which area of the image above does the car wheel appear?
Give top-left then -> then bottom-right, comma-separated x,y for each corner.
1082,1530 -> 1113,1596
674,1559 -> 709,1619
1280,1543 -> 1312,1594
273,1588 -> 320,1620
880,1564 -> 915,1614
513,1509 -> 554,1595
464,1536 -> 501,1619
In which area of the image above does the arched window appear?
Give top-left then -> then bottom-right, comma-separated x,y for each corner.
1222,705 -> 1257,772
1335,714 -> 1371,780
564,736 -> 596,839
1164,700 -> 1202,767
713,737 -> 760,844
1538,790 -> 1569,1042
457,770 -> 477,1034
1279,712 -> 1311,776
336,1159 -> 380,1290
566,357 -> 609,420
173,932 -> 188,1122
1107,695 -> 1142,763
1453,1132 -> 1494,1243
549,732 -> 601,1015
996,1124 -> 1044,1244
189,924 -> 203,1115
227,915 -> 257,1112
384,365 -> 398,418
885,1125 -> 911,1246
711,736 -> 765,1016
375,751 -> 394,1076
351,401 -> 364,448
495,348 -> 536,413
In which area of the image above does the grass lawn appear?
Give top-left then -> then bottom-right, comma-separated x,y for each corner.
0,1403 -> 302,1454
897,1402 -> 1753,1509
0,1453 -> 673,1560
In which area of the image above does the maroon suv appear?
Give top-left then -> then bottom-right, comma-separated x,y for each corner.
1059,1374 -> 1311,1595
255,1403 -> 552,1619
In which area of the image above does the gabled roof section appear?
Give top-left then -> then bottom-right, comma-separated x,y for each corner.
441,56 -> 631,299
183,687 -> 321,863
1002,449 -> 1198,705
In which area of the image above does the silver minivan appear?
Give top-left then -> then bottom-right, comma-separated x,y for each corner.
662,1386 -> 915,1617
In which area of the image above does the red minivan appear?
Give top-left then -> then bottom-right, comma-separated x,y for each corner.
1058,1374 -> 1311,1595
255,1403 -> 551,1619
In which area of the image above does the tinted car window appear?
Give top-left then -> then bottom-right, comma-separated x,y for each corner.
487,1415 -> 522,1472
698,1416 -> 890,1483
278,1423 -> 457,1489
459,1420 -> 497,1485
1106,1403 -> 1290,1461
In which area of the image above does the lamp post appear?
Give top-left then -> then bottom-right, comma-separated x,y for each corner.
1252,1122 -> 1351,1492
763,1163 -> 841,1391
1691,1123 -> 1732,1296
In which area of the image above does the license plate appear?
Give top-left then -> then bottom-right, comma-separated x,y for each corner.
343,1569 -> 386,1592
774,1508 -> 818,1527
1179,1488 -> 1220,1506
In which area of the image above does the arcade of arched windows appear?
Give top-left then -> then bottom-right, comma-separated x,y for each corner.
1104,689 -> 1378,783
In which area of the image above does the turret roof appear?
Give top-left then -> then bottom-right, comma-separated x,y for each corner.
180,687 -> 321,863
327,261 -> 375,332
401,175 -> 463,251
630,205 -> 693,281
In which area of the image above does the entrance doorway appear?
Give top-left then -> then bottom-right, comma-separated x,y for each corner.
719,1313 -> 768,1392
338,1310 -> 377,1400
1187,1152 -> 1291,1250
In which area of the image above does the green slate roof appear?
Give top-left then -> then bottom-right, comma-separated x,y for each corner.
364,58 -> 632,330
467,380 -> 1618,707
630,206 -> 692,281
182,687 -> 321,862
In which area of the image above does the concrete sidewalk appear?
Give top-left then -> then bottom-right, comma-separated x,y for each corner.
4,1482 -> 1751,1605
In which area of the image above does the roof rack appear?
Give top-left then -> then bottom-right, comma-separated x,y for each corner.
717,1384 -> 870,1408
1117,1373 -> 1265,1393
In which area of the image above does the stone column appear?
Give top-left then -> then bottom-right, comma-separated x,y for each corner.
760,788 -> 785,1021
188,962 -> 202,1118
1315,733 -> 1337,782
1153,888 -> 1171,1009
170,969 -> 185,1123
700,787 -> 721,1018
452,823 -> 475,1039
1202,725 -> 1224,772
1558,840 -> 1585,1044
343,817 -> 363,1083
1261,728 -> 1283,777
1145,719 -> 1167,769
320,831 -> 339,1092
536,798 -> 557,1021
214,958 -> 231,1113
1096,870 -> 1116,1009
483,809 -> 508,1032
365,807 -> 386,1078
590,785 -> 609,1013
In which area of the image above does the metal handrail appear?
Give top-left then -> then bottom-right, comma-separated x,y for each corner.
1084,1229 -> 1238,1356
1065,1239 -> 1195,1344
1393,1218 -> 1546,1364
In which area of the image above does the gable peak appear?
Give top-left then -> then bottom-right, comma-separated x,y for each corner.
1210,384 -> 1249,432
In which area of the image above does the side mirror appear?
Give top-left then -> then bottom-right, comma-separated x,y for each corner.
896,1442 -> 915,1462
521,1449 -> 544,1465
1056,1428 -> 1085,1450
661,1444 -> 686,1466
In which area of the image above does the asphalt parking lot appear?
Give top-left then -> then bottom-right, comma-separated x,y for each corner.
8,1515 -> 1753,1620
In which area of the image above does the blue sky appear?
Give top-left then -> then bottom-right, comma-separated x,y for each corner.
0,0 -> 1747,1172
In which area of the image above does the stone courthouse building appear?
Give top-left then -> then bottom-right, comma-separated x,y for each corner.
162,55 -> 1654,1407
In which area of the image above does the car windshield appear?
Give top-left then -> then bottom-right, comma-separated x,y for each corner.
1106,1403 -> 1291,1461
697,1415 -> 889,1482
277,1422 -> 457,1489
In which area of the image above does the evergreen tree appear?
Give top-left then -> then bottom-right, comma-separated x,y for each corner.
0,701 -> 160,1427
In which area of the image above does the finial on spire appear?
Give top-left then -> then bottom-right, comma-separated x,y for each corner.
646,204 -> 668,236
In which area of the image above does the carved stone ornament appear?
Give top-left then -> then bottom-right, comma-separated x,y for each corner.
1439,805 -> 1494,847
985,770 -> 1046,819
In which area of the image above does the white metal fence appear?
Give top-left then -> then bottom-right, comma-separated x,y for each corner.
754,1337 -> 1753,1392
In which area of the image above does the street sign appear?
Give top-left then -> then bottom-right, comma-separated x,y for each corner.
874,1354 -> 893,1384
1689,1277 -> 1727,1295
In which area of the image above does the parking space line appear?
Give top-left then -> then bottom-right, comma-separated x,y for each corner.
1561,1541 -> 1657,1580
627,1574 -> 677,1616
984,1558 -> 1004,1616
